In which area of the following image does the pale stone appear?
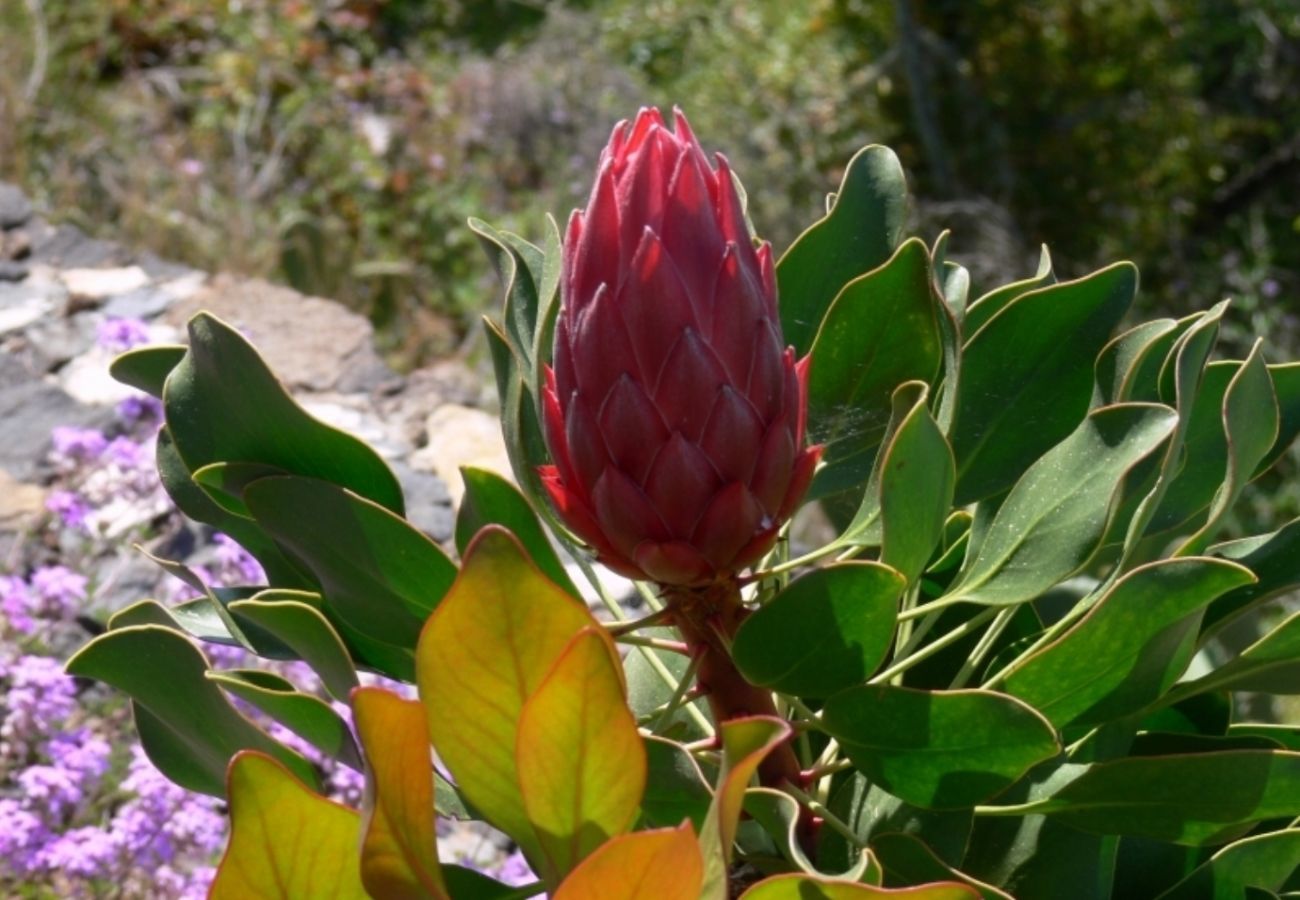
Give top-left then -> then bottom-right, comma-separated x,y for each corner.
59,347 -> 134,405
409,404 -> 513,507
62,266 -> 149,300
0,470 -> 45,531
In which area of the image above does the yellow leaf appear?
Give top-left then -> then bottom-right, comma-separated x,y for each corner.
210,751 -> 368,900
518,627 -> 647,883
353,687 -> 448,900
552,822 -> 704,900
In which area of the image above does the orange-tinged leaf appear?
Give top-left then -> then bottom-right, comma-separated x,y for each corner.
699,716 -> 794,899
740,875 -> 980,899
353,687 -> 449,900
551,822 -> 704,900
517,627 -> 647,884
210,751 -> 368,900
416,526 -> 598,857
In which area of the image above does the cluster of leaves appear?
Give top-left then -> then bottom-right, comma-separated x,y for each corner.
73,138 -> 1300,897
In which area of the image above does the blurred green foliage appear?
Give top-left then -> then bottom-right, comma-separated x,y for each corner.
1,0 -> 1296,369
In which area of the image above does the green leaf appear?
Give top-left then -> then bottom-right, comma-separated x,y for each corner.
456,466 -> 579,598
1033,751 -> 1300,845
243,474 -> 456,656
963,812 -> 1116,900
740,874 -> 978,899
1203,517 -> 1300,637
1000,557 -> 1255,728
517,628 -> 646,885
805,239 -> 944,498
551,823 -> 703,900
226,597 -> 358,702
951,262 -> 1136,503
1094,318 -> 1179,406
1166,609 -> 1300,699
470,218 -> 543,384
1259,362 -> 1300,474
210,752 -> 368,900
353,687 -> 449,900
822,774 -> 972,872
963,244 -> 1054,338
949,403 -> 1178,606
879,383 -> 956,585
65,625 -> 314,796
1155,830 -> 1300,899
777,144 -> 909,356
699,717 -> 794,899
640,736 -> 713,830
109,344 -> 187,397
745,788 -> 878,882
192,460 -> 287,518
154,427 -> 313,589
484,318 -> 554,523
822,686 -> 1060,809
1123,312 -> 1200,403
870,832 -> 1013,899
206,668 -> 361,769
164,312 -> 403,513
416,526 -> 599,865
1176,340 -> 1279,555
732,563 -> 903,697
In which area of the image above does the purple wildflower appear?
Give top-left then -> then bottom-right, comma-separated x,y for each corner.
212,533 -> 266,586
49,426 -> 107,465
117,393 -> 163,424
97,317 -> 152,353
46,489 -> 91,530
29,565 -> 88,620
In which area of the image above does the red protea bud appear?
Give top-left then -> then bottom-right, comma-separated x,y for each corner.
540,107 -> 821,586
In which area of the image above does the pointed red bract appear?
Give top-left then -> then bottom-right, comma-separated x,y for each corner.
544,107 -> 820,585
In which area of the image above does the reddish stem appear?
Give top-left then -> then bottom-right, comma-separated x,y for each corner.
663,582 -> 809,828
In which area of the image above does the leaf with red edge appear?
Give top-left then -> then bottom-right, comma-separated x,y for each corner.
416,525 -> 599,862
353,687 -> 448,900
740,875 -> 979,899
210,751 -> 367,900
699,716 -> 795,899
551,822 -> 704,900
517,627 -> 646,885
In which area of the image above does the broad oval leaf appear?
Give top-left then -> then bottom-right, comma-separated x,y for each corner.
226,597 -> 359,702
1154,829 -> 1300,899
805,238 -> 944,497
517,627 -> 646,885
244,474 -> 457,657
822,686 -> 1060,809
210,752 -> 368,900
1168,609 -> 1300,699
700,717 -> 795,899
353,687 -> 448,900
551,822 -> 703,900
879,382 -> 956,585
778,144 -> 909,356
870,832 -> 1013,900
456,465 -> 579,598
733,562 -> 904,697
963,244 -> 1054,338
163,312 -> 403,513
109,343 -> 187,397
1036,751 -> 1300,845
65,625 -> 314,796
1203,516 -> 1300,637
951,262 -> 1136,503
1000,557 -> 1255,728
640,736 -> 713,830
206,668 -> 361,769
950,402 -> 1178,606
416,526 -> 598,863
741,874 -> 978,899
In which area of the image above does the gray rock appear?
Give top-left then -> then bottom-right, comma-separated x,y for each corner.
29,224 -> 129,268
0,280 -> 60,335
23,312 -> 99,369
102,286 -> 174,320
0,184 -> 33,229
0,261 -> 28,282
0,376 -> 113,482
392,461 -> 455,543
163,274 -> 380,393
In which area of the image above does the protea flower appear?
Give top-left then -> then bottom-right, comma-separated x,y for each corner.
539,107 -> 821,586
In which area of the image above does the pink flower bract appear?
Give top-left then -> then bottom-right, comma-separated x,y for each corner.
541,107 -> 820,586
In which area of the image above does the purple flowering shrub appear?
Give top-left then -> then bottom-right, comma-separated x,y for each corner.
2,319 -> 533,896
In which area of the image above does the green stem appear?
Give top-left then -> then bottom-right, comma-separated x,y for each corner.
650,653 -> 704,735
783,782 -> 863,848
606,607 -> 673,636
870,607 -> 999,684
949,606 -> 1017,688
